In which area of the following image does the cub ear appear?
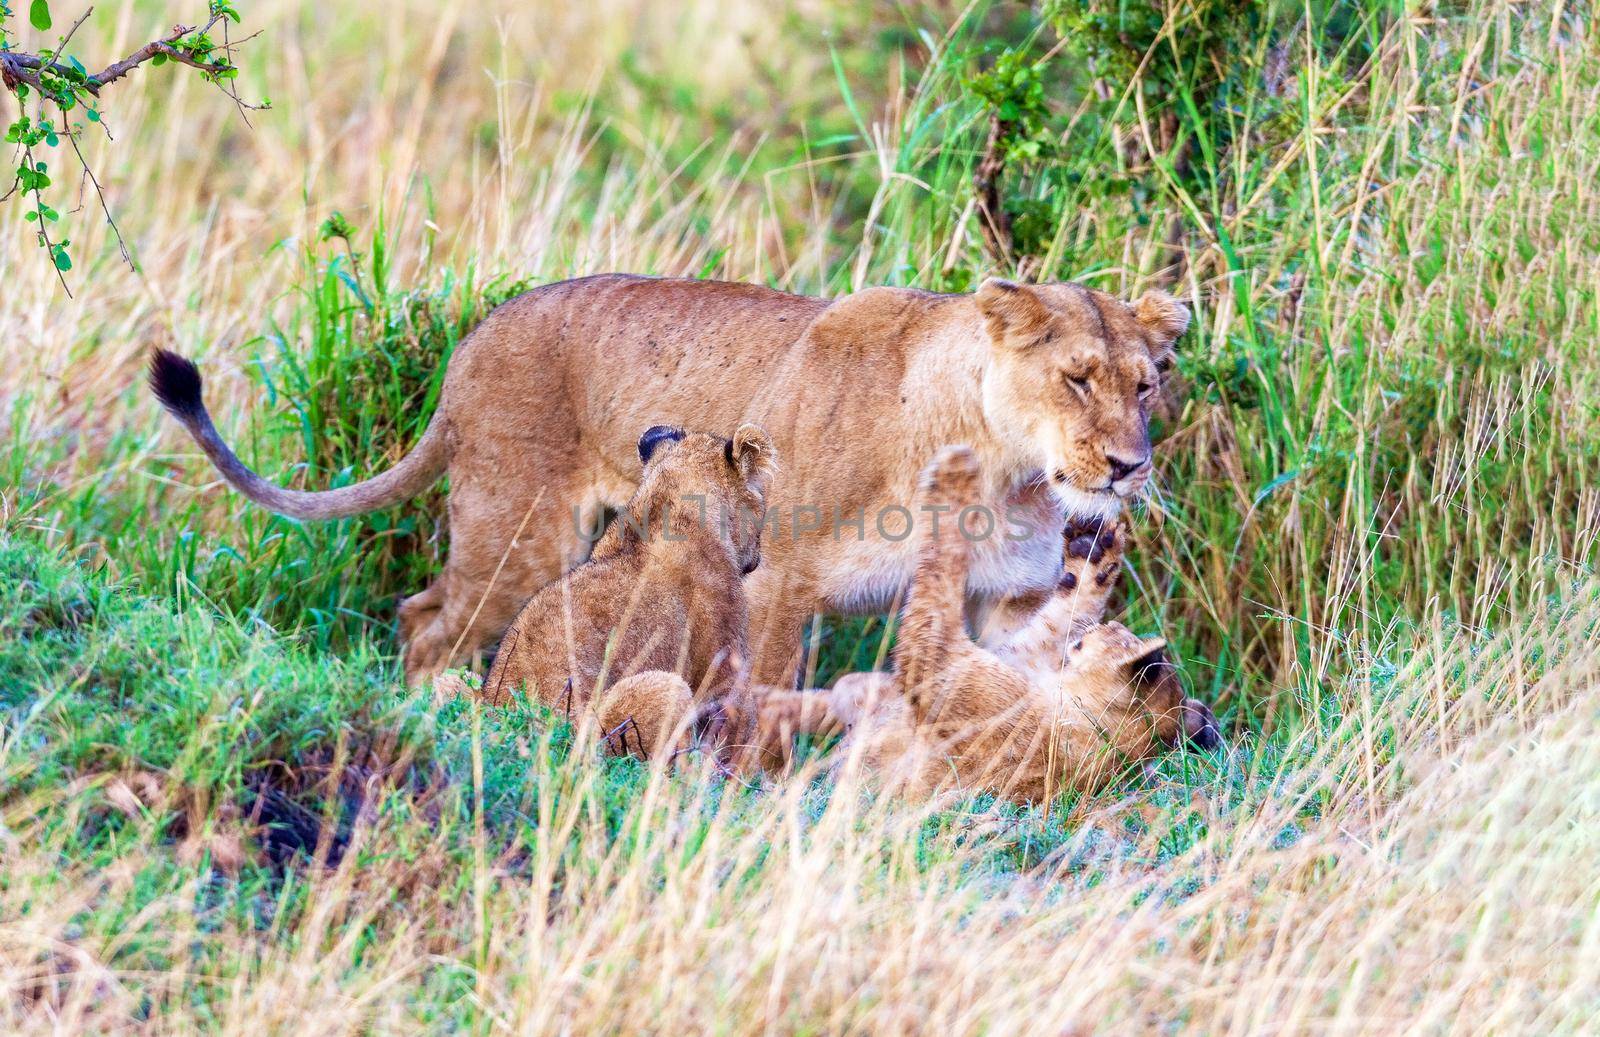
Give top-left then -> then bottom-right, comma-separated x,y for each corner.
1132,290 -> 1191,345
1084,632 -> 1169,683
1122,637 -> 1172,686
727,423 -> 778,493
975,277 -> 1051,344
638,425 -> 686,465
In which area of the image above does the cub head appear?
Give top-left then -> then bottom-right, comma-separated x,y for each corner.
633,422 -> 778,575
1070,624 -> 1223,755
975,278 -> 1189,521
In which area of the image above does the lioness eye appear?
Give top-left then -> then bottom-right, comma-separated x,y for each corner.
1066,374 -> 1089,393
1137,380 -> 1153,396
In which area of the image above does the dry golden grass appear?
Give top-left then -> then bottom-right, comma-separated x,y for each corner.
2,0 -> 852,424
2,577 -> 1596,1033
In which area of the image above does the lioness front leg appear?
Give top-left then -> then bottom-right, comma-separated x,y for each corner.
741,564 -> 817,688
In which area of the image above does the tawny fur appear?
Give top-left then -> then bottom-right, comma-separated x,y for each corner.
149,274 -> 1190,686
813,447 -> 1221,804
473,425 -> 777,762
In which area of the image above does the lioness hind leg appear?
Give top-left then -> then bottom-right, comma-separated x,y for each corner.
402,476 -> 596,686
397,580 -> 444,646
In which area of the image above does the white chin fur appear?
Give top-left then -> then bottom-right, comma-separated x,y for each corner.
1051,483 -> 1123,523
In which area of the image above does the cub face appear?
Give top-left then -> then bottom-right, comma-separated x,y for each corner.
976,278 -> 1190,521
635,422 -> 777,575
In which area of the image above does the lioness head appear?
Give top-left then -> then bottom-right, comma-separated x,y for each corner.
975,278 -> 1190,520
634,422 -> 778,575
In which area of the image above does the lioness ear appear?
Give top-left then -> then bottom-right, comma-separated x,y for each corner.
638,425 -> 686,465
975,277 -> 1051,344
1133,290 -> 1191,345
727,423 -> 778,493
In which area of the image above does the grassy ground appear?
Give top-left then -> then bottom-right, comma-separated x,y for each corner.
3,0 -> 1599,1031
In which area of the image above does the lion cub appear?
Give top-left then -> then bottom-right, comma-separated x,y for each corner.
824,446 -> 1221,803
475,423 -> 776,761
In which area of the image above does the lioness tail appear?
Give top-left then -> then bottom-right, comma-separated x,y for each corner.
148,349 -> 449,521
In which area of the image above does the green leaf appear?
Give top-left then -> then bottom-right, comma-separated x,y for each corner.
24,211 -> 38,222
28,0 -> 50,31
52,247 -> 72,272
151,52 -> 167,67
86,109 -> 100,123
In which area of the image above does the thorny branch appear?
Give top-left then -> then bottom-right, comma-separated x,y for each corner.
1,4 -> 268,287
0,11 -> 234,97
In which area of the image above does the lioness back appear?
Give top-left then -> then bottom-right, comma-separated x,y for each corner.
446,275 -> 828,475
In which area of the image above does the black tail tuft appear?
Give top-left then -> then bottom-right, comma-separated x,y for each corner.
148,349 -> 204,420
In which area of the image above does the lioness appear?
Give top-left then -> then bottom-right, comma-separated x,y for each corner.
477,423 -> 775,761
148,274 -> 1188,685
819,446 -> 1222,803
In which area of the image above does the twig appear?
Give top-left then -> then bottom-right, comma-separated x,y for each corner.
0,15 -> 233,96
55,6 -> 95,58
86,13 -> 231,93
60,107 -> 130,265
22,141 -> 71,297
604,716 -> 642,758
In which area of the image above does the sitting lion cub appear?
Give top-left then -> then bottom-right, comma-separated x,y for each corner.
475,423 -> 777,762
823,446 -> 1221,803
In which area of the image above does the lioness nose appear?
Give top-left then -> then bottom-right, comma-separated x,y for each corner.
1106,453 -> 1148,483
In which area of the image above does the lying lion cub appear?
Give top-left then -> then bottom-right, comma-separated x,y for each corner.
821,446 -> 1221,803
472,423 -> 777,762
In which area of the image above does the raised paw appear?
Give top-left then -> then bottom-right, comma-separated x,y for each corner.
1059,518 -> 1125,601
918,445 -> 982,504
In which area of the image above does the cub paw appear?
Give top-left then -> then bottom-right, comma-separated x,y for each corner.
828,671 -> 894,729
597,671 -> 695,759
919,445 -> 982,503
430,670 -> 478,705
1062,521 -> 1126,595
